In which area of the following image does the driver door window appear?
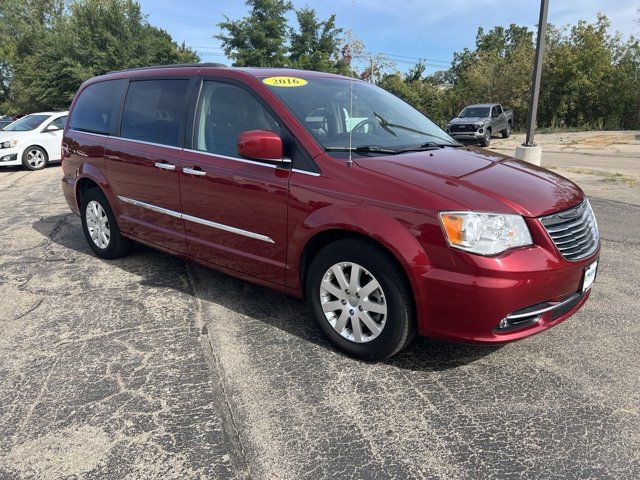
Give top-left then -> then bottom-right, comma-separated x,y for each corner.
194,81 -> 281,158
47,116 -> 67,130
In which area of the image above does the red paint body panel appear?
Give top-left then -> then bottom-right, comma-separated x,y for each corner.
62,66 -> 600,346
180,149 -> 290,285
104,137 -> 188,254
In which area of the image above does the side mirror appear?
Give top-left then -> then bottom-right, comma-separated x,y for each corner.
237,130 -> 285,162
44,125 -> 62,133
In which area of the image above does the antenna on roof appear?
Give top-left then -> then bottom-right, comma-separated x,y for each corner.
347,0 -> 356,168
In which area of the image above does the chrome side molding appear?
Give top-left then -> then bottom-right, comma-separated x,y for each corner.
117,195 -> 274,243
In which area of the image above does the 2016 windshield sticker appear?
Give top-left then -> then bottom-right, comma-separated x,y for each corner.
263,76 -> 308,87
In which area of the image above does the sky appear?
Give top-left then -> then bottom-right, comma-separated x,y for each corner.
138,0 -> 640,71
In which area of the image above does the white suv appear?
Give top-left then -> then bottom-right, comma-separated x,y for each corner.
0,112 -> 68,170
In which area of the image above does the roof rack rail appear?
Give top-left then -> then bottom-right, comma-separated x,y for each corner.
107,62 -> 226,74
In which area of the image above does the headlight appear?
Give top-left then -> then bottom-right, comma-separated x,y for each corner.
474,122 -> 485,128
439,211 -> 533,255
1,139 -> 17,149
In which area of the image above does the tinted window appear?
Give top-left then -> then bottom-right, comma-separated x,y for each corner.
4,114 -> 49,132
70,79 -> 127,134
49,116 -> 67,129
121,79 -> 189,147
459,107 -> 490,118
194,81 -> 281,158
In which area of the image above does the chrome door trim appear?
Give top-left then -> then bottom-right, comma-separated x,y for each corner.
183,148 -> 293,170
69,129 -> 184,151
292,168 -> 321,177
117,195 -> 274,243
181,213 -> 274,243
118,195 -> 182,219
114,137 -> 183,151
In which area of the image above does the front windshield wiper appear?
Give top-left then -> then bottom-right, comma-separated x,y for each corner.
396,141 -> 464,153
325,145 -> 398,155
373,112 -> 461,146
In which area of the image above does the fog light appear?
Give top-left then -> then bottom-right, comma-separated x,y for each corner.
498,318 -> 508,329
0,153 -> 17,162
478,128 -> 483,133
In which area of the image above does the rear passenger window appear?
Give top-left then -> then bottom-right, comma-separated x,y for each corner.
70,79 -> 127,135
120,79 -> 189,147
194,81 -> 281,158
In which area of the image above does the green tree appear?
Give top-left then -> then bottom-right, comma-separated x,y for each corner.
6,0 -> 198,111
216,0 -> 292,67
0,0 -> 65,110
449,24 -> 534,127
289,7 -> 346,73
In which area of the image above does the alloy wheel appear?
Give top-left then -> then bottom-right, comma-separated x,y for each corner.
319,262 -> 387,343
27,149 -> 46,169
85,200 -> 111,249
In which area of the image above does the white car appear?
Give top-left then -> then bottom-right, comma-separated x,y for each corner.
0,111 -> 68,170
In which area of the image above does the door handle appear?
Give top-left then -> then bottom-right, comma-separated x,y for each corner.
183,167 -> 206,177
155,161 -> 176,171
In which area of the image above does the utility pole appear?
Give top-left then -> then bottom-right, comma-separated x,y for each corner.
524,0 -> 549,147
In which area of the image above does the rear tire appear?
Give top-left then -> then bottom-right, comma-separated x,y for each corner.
501,122 -> 512,138
22,146 -> 48,171
80,188 -> 131,259
306,239 -> 416,360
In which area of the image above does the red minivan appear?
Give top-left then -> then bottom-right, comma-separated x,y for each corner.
61,64 -> 599,359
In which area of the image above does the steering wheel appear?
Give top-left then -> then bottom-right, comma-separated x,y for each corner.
352,118 -> 377,135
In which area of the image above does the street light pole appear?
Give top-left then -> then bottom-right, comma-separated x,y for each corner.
524,0 -> 550,147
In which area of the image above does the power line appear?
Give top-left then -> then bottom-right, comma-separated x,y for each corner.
380,52 -> 450,64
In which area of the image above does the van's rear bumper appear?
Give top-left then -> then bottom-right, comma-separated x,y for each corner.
416,244 -> 599,344
62,176 -> 79,215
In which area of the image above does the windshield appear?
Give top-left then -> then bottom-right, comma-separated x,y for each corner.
263,77 -> 457,152
459,107 -> 490,118
3,114 -> 49,132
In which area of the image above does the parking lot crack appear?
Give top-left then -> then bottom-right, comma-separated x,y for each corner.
182,262 -> 253,479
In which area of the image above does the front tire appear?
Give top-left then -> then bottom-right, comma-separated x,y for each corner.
80,188 -> 131,259
479,128 -> 491,147
22,146 -> 48,170
306,239 -> 415,360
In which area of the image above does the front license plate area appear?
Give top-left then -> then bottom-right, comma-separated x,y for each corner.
582,260 -> 598,292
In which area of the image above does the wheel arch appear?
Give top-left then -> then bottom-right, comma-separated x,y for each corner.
292,206 -> 433,330
74,165 -> 118,215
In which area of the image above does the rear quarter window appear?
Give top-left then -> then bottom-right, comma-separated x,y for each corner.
69,79 -> 127,135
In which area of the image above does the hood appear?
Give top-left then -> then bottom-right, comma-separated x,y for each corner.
449,116 -> 487,124
354,147 -> 583,217
0,130 -> 31,141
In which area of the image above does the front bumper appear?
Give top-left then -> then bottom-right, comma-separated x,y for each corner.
448,131 -> 484,140
416,238 -> 599,344
0,148 -> 20,165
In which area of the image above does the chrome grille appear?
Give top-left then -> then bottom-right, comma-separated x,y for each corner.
539,200 -> 599,261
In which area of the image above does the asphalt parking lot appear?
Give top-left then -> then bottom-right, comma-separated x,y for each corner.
0,163 -> 638,479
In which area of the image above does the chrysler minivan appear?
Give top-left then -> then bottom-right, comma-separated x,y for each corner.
61,64 -> 599,360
